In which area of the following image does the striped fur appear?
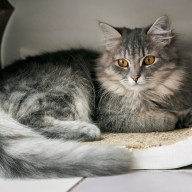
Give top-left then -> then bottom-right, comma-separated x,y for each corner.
0,49 -> 132,178
0,15 -> 191,178
97,16 -> 192,132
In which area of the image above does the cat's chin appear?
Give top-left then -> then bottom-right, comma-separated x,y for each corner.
127,84 -> 147,92
120,81 -> 147,92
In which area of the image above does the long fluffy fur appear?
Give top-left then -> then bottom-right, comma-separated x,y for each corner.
97,16 -> 192,133
0,49 -> 133,178
0,110 -> 132,178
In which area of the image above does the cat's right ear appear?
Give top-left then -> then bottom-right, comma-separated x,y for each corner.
99,22 -> 122,51
147,16 -> 173,46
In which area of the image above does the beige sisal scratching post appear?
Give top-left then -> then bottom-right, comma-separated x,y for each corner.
88,128 -> 192,169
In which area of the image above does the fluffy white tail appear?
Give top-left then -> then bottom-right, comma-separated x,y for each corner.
0,110 -> 132,178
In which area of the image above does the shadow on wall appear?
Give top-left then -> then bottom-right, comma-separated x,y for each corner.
0,0 -> 13,69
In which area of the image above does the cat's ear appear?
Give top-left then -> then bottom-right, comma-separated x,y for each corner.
99,22 -> 122,51
147,16 -> 173,46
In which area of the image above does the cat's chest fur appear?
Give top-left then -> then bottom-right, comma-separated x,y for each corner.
124,91 -> 144,111
99,89 -> 157,114
108,87 -> 179,115
122,91 -> 158,112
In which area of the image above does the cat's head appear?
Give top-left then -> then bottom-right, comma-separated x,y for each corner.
97,16 -> 181,95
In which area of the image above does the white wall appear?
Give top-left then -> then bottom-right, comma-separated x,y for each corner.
1,0 -> 192,67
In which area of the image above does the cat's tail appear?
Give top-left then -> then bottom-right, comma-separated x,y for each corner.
0,110 -> 132,178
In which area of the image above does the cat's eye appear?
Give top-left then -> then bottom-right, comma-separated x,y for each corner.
117,59 -> 129,68
143,56 -> 155,65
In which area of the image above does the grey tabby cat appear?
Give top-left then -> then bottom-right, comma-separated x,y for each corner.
0,15 -> 190,178
97,15 -> 192,133
0,50 -> 131,178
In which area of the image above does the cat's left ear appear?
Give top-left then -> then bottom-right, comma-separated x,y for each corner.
99,22 -> 122,51
147,16 -> 173,46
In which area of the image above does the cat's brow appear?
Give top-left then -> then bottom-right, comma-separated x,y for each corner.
125,29 -> 146,58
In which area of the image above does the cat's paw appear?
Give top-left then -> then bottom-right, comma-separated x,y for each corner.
78,122 -> 101,141
162,112 -> 178,131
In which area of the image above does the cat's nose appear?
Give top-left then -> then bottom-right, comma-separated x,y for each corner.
131,75 -> 140,82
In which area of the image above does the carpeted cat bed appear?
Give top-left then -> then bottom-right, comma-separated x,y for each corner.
91,128 -> 192,149
88,128 -> 192,169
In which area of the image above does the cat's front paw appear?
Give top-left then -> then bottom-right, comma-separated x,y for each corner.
162,113 -> 178,131
77,122 -> 101,141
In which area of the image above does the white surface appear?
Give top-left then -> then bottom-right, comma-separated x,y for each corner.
132,138 -> 192,169
2,0 -> 192,66
72,172 -> 192,192
0,177 -> 82,192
